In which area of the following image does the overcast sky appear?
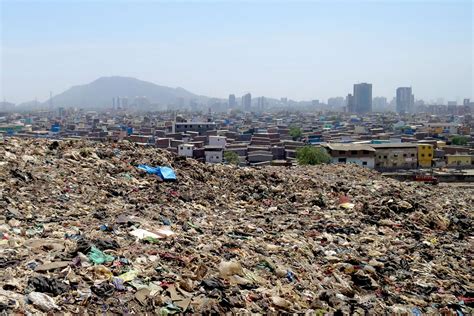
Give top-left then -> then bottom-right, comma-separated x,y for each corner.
1,0 -> 473,104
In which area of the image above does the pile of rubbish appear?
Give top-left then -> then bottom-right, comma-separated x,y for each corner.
0,138 -> 472,314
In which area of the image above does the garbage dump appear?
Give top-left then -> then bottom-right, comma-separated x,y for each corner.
0,138 -> 472,314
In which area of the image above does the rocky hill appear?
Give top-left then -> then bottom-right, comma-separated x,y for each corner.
43,76 -> 208,108
0,138 -> 472,314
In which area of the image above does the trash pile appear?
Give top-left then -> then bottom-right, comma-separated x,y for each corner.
0,138 -> 472,314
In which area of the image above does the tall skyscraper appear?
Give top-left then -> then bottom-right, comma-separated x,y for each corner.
346,94 -> 354,113
328,97 -> 346,108
228,94 -> 236,107
121,97 -> 128,108
353,83 -> 372,113
242,93 -> 251,110
373,97 -> 388,110
257,96 -> 265,110
396,87 -> 414,114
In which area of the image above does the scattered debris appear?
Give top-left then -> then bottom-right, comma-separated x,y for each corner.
0,138 -> 472,314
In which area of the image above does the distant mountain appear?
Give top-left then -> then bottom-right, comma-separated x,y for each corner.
16,100 -> 44,110
45,76 -> 209,108
0,101 -> 15,109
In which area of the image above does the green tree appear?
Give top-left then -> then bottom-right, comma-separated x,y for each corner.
224,151 -> 240,165
451,136 -> 468,146
289,126 -> 302,140
296,146 -> 331,165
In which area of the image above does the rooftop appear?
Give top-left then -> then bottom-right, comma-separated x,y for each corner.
326,143 -> 376,152
369,143 -> 418,149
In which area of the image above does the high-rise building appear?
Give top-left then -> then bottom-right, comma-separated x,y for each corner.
346,94 -> 354,113
373,97 -> 388,111
228,94 -> 236,107
257,96 -> 265,110
328,97 -> 346,108
396,87 -> 414,114
242,93 -> 251,110
353,83 -> 372,113
121,97 -> 128,108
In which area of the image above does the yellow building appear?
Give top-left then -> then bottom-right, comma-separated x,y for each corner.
445,154 -> 472,167
418,144 -> 434,167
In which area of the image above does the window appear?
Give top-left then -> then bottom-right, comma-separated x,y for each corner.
403,154 -> 407,157
421,146 -> 425,149
378,155 -> 382,159
384,155 -> 387,159
411,153 -> 415,157
421,154 -> 425,157
393,154 -> 398,158
428,153 -> 432,157
362,161 -> 367,166
351,151 -> 357,155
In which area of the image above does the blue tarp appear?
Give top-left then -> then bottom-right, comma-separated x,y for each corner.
137,165 -> 176,181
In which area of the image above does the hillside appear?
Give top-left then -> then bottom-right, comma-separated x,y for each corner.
0,138 -> 472,314
44,76 -> 208,108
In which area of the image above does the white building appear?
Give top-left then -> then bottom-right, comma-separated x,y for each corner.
325,144 -> 376,168
204,146 -> 223,163
208,136 -> 227,148
178,144 -> 194,158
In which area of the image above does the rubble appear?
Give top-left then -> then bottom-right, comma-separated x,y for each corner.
0,138 -> 472,314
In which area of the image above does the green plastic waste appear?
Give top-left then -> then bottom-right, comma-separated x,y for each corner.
159,303 -> 182,316
88,246 -> 115,264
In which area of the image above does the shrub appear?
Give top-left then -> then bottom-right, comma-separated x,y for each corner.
224,151 -> 240,165
289,126 -> 302,140
296,146 -> 331,165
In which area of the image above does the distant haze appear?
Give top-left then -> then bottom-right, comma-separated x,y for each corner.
1,0 -> 473,104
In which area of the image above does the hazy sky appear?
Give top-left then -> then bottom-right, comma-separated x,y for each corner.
1,0 -> 473,104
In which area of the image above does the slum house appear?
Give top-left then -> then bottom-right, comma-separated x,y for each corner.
445,154 -> 473,168
417,144 -> 434,168
370,143 -> 418,171
173,122 -> 217,135
324,143 -> 376,168
204,146 -> 223,163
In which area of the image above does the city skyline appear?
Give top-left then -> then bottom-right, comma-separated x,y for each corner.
0,74 -> 470,107
1,0 -> 472,104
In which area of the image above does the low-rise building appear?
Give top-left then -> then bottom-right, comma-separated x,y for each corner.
417,144 -> 434,167
174,122 -> 216,134
204,146 -> 223,163
445,154 -> 472,167
178,143 -> 194,158
208,135 -> 226,148
371,143 -> 418,170
324,143 -> 375,168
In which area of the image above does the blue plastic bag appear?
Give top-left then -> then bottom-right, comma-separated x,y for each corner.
156,166 -> 176,181
137,165 -> 176,181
